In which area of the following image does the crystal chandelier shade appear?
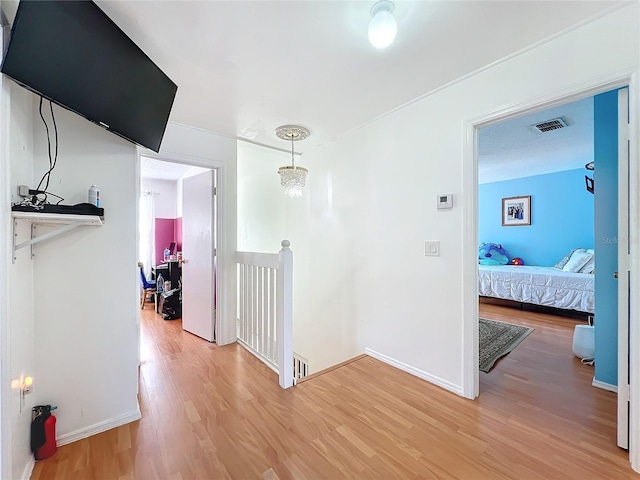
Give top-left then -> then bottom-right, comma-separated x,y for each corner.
278,165 -> 308,198
275,125 -> 310,198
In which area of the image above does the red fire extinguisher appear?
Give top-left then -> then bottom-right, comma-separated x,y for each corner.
31,405 -> 58,460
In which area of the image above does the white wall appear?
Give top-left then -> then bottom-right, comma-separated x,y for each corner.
237,141 -> 333,366
32,102 -> 140,440
281,3 -> 640,383
1,0 -> 37,473
7,83 -> 36,480
236,140 -> 357,370
237,141 -> 322,363
2,5 -> 42,478
237,141 -> 287,252
156,123 -> 237,345
140,178 -> 177,219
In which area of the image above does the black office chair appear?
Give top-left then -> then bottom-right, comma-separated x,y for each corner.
138,262 -> 157,310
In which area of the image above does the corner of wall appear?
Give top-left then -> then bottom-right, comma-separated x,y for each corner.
2,62 -> 37,480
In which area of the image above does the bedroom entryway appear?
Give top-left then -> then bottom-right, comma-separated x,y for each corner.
137,155 -> 220,355
471,82 -> 635,453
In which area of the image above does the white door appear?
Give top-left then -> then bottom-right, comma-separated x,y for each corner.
618,87 -> 631,449
182,170 -> 216,342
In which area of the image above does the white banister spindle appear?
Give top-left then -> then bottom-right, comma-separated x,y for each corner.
239,263 -> 245,341
268,267 -> 276,362
258,266 -> 264,355
247,265 -> 256,348
277,240 -> 294,388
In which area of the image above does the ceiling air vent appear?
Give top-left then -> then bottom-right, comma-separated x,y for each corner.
532,117 -> 567,133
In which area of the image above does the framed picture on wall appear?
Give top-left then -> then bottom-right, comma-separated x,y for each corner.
502,195 -> 531,226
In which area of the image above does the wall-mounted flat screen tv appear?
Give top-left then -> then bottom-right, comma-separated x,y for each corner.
1,0 -> 177,153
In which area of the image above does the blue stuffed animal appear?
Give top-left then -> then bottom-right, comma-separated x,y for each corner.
479,243 -> 509,265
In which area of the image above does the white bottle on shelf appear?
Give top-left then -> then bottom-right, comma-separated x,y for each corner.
88,184 -> 100,207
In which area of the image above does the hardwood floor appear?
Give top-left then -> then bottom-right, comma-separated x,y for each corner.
31,305 -> 637,479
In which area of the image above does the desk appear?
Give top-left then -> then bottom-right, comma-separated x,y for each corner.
154,261 -> 181,290
154,261 -> 182,316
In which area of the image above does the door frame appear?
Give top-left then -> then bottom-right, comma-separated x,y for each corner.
618,86 -> 631,449
135,149 -> 223,344
462,69 -> 640,471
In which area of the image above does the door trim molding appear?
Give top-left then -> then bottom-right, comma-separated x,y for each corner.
627,70 -> 640,472
617,86 -> 630,450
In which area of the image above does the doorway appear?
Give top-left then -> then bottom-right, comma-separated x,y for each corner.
476,94 -> 597,374
475,95 -> 605,444
463,77 -> 638,461
138,155 -> 218,343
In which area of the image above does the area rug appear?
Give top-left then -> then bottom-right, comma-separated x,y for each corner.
479,318 -> 534,373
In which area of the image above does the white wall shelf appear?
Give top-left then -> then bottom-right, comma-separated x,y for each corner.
12,212 -> 103,261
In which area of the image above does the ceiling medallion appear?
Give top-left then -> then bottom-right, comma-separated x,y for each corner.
275,125 -> 310,142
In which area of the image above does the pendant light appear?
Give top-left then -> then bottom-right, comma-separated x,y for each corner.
276,125 -> 310,197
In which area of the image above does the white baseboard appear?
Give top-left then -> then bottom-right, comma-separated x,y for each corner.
56,408 -> 141,447
20,456 -> 35,480
592,378 -> 618,393
365,348 -> 464,396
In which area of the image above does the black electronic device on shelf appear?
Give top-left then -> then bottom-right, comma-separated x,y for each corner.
12,203 -> 104,217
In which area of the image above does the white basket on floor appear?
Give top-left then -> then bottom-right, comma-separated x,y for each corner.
572,324 -> 595,360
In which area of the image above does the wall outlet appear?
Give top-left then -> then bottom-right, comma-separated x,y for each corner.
18,185 -> 30,197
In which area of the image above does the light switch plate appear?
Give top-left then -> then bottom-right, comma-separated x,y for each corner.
425,241 -> 440,256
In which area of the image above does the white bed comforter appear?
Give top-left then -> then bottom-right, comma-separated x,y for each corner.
478,265 -> 594,314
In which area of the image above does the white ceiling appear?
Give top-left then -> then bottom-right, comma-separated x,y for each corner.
94,0 -> 623,156
140,156 -> 208,181
478,96 -> 594,184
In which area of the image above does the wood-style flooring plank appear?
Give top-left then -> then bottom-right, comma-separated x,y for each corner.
31,304 -> 638,479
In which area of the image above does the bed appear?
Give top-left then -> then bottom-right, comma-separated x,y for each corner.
478,264 -> 594,314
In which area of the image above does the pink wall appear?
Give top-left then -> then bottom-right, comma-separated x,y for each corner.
155,218 -> 175,265
154,217 -> 183,265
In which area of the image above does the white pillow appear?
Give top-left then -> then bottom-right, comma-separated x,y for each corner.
554,248 -> 580,269
563,250 -> 594,273
579,255 -> 595,274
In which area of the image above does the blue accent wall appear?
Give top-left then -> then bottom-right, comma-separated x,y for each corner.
479,169 -> 594,266
594,89 -> 619,386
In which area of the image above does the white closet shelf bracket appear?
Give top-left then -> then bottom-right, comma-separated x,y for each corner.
12,212 -> 103,261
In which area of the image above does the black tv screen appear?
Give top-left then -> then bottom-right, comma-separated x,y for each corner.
1,0 -> 177,152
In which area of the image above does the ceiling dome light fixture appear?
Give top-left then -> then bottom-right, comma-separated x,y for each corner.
276,125 -> 310,198
368,0 -> 397,49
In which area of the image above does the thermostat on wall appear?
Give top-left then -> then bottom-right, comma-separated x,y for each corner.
437,193 -> 453,209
